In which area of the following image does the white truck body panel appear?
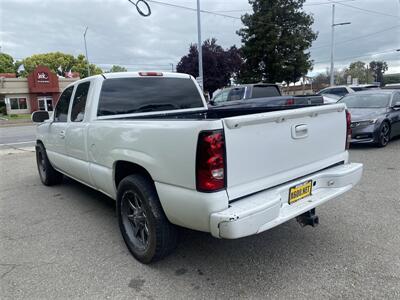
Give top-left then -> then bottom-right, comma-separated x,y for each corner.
222,104 -> 347,200
35,72 -> 363,238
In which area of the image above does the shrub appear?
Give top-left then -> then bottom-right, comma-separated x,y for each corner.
0,106 -> 6,115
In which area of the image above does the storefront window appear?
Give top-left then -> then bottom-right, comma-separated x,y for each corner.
9,98 -> 28,110
19,98 -> 27,109
10,99 -> 19,109
37,96 -> 53,111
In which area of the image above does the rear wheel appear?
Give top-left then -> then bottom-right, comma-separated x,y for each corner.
376,122 -> 390,147
36,143 -> 63,186
117,174 -> 177,264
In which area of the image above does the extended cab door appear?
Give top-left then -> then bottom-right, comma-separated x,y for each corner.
63,80 -> 93,185
46,86 -> 74,171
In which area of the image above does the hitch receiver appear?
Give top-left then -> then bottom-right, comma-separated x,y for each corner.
296,208 -> 319,227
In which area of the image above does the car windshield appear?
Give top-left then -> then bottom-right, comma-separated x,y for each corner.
339,93 -> 391,108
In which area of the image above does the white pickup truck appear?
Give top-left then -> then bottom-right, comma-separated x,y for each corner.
32,72 -> 363,263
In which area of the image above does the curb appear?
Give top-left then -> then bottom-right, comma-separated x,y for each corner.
0,122 -> 35,128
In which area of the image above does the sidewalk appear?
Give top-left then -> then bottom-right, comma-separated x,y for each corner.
0,118 -> 33,127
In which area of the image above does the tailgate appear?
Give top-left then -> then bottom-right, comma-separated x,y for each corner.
222,104 -> 348,200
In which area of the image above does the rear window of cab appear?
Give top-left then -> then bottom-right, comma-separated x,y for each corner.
98,77 -> 204,116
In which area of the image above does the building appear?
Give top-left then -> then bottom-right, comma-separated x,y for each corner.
0,66 -> 79,115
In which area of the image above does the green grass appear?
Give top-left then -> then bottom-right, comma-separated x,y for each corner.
6,114 -> 32,120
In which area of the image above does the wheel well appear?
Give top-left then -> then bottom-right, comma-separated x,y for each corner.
381,120 -> 391,131
114,161 -> 153,189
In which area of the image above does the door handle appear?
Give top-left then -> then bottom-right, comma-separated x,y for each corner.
58,130 -> 66,139
295,124 -> 308,133
292,124 -> 308,139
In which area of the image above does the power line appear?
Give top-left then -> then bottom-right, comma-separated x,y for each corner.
314,48 -> 400,64
208,0 -> 355,13
328,0 -> 400,19
146,0 -> 240,20
311,24 -> 400,50
304,0 -> 355,6
12,58 -> 173,67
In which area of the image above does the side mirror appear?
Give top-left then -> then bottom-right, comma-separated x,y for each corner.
209,100 -> 215,106
392,101 -> 400,110
31,110 -> 50,123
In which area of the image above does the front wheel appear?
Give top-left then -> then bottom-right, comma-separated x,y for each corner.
36,143 -> 63,186
117,174 -> 177,264
376,122 -> 390,147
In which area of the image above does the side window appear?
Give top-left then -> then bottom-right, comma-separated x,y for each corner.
71,82 -> 90,122
319,88 -> 332,95
54,86 -> 73,122
332,88 -> 348,97
213,92 -> 223,103
227,88 -> 245,101
392,93 -> 400,106
213,90 -> 229,103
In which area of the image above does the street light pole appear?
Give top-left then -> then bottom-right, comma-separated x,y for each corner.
330,4 -> 335,86
330,4 -> 351,86
83,26 -> 91,77
197,0 -> 203,90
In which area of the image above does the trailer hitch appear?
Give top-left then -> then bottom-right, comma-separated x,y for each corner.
296,208 -> 319,227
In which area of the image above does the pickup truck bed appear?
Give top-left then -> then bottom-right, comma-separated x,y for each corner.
33,72 -> 363,263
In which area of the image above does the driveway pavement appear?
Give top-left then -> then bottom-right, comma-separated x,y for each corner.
1,139 -> 399,299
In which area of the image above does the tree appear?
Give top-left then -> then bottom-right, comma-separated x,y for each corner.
18,52 -> 102,78
383,73 -> 400,85
344,61 -> 374,84
72,54 -> 103,78
0,53 -> 16,73
237,0 -> 317,84
369,61 -> 388,86
107,65 -> 127,73
176,38 -> 243,95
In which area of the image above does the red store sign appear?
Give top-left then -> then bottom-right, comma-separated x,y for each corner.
37,71 -> 49,83
28,66 -> 59,93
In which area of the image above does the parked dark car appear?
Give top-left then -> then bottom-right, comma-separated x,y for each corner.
338,90 -> 400,147
210,83 -> 323,108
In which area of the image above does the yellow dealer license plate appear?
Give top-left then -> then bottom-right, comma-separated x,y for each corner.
288,180 -> 313,204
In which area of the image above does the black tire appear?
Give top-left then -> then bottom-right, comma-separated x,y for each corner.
117,174 -> 177,264
35,142 -> 63,186
376,122 -> 390,147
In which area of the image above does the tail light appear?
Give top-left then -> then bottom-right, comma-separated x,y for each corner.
345,109 -> 352,150
196,130 -> 226,192
285,98 -> 295,105
138,72 -> 163,76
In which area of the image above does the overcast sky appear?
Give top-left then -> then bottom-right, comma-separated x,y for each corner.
1,0 -> 399,76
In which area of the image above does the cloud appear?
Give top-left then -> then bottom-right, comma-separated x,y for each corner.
1,0 -> 399,74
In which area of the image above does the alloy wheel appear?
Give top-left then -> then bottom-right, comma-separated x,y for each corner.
121,191 -> 149,250
38,150 -> 46,179
380,123 -> 390,146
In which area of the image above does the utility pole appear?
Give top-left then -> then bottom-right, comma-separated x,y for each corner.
330,4 -> 351,86
197,0 -> 203,90
83,26 -> 91,77
170,63 -> 174,72
330,5 -> 335,86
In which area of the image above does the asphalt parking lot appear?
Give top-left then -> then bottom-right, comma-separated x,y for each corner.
1,139 -> 399,299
